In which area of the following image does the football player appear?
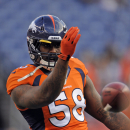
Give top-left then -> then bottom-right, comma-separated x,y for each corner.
6,15 -> 130,130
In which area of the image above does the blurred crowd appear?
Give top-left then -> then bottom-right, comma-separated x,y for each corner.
1,0 -> 130,130
80,42 -> 130,129
80,0 -> 129,12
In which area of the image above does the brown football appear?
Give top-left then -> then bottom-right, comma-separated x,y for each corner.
101,82 -> 130,112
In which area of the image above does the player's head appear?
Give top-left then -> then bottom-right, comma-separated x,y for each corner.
27,15 -> 67,68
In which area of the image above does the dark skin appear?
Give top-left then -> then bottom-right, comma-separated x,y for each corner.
11,43 -> 130,129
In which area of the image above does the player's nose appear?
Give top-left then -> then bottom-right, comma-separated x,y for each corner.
49,46 -> 57,53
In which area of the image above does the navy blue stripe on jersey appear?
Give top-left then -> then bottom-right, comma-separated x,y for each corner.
67,66 -> 71,78
20,108 -> 45,130
19,74 -> 45,130
75,68 -> 85,86
33,75 -> 41,86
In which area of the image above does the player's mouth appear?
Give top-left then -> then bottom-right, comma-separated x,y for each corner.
43,55 -> 58,62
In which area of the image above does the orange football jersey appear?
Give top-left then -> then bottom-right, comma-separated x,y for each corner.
6,58 -> 88,130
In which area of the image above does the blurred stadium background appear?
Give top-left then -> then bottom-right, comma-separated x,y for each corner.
1,0 -> 130,129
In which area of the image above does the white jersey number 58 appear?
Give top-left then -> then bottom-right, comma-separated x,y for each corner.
48,88 -> 86,127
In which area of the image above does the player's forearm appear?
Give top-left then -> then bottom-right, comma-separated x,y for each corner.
39,58 -> 68,105
103,112 -> 130,130
11,59 -> 68,109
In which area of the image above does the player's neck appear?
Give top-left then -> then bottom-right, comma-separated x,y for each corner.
42,66 -> 53,71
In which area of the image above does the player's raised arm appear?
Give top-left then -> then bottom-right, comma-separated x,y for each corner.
10,26 -> 81,109
84,75 -> 130,130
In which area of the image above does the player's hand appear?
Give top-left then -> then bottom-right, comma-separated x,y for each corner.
58,27 -> 81,61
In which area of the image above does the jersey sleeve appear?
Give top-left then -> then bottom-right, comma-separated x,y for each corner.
83,66 -> 88,87
6,65 -> 35,95
80,60 -> 88,87
69,57 -> 88,87
82,62 -> 88,76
